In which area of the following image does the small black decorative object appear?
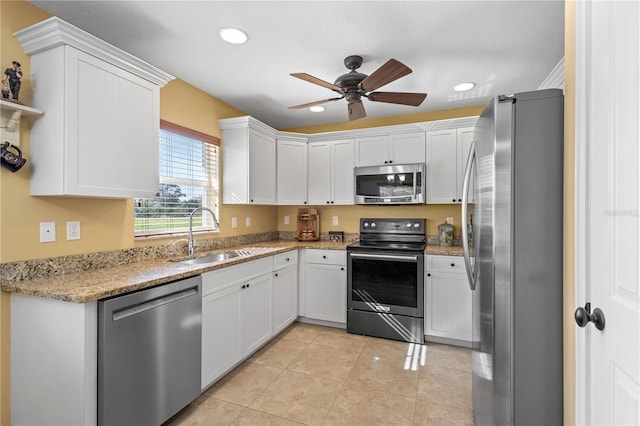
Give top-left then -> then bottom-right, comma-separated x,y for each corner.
1,141 -> 27,172
3,61 -> 22,103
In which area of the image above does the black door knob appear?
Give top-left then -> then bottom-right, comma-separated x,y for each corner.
575,303 -> 606,331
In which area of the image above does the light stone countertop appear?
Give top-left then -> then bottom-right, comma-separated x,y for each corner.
1,240 -> 463,303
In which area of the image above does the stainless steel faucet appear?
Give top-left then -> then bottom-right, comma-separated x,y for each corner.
188,207 -> 219,256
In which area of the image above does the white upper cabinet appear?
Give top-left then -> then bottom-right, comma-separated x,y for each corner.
355,132 -> 425,166
220,117 -> 277,205
277,138 -> 308,205
426,127 -> 476,204
307,139 -> 354,205
15,17 -> 173,198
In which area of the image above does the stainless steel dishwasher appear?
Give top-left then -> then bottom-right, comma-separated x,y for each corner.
98,275 -> 202,426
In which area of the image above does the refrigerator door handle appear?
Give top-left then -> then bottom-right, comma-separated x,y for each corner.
462,140 -> 478,290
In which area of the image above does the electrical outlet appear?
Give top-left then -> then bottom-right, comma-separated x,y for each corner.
66,221 -> 81,240
245,216 -> 251,227
284,215 -> 290,225
333,216 -> 339,226
40,222 -> 56,243
231,217 -> 238,229
446,217 -> 454,225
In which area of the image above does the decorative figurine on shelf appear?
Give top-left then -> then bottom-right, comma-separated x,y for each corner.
3,61 -> 22,103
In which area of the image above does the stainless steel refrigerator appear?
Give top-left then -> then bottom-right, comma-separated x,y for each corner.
461,89 -> 564,425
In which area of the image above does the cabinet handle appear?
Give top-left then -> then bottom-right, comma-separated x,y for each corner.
323,255 -> 327,259
458,198 -> 462,202
384,160 -> 388,164
250,199 -> 254,203
275,273 -> 278,277
241,284 -> 246,289
247,283 -> 250,288
304,201 -> 307,204
452,198 -> 456,202
326,201 -> 330,204
427,273 -> 431,277
331,201 -> 334,204
450,263 -> 455,267
389,160 -> 393,164
286,258 -> 290,261
341,267 -> 344,271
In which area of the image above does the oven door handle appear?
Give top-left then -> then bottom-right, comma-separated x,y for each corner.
350,252 -> 418,262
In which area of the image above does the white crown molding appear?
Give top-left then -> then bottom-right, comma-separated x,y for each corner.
538,57 -> 565,90
220,115 -> 479,142
14,17 -> 174,87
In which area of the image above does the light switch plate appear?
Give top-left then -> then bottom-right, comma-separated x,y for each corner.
40,222 -> 56,243
333,216 -> 339,225
66,221 -> 81,240
231,217 -> 238,228
245,216 -> 251,227
284,215 -> 290,225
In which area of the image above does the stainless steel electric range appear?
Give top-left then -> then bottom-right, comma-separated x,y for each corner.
346,218 -> 425,344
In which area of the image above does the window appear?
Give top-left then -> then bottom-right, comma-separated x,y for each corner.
134,120 -> 220,236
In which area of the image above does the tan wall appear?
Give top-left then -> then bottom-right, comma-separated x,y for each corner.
564,1 -> 576,424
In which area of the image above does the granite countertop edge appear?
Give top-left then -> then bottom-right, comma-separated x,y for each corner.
1,240 -> 463,303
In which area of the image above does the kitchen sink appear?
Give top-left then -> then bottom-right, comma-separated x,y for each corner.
170,252 -> 240,265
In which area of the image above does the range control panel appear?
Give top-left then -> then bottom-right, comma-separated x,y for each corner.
359,218 -> 425,235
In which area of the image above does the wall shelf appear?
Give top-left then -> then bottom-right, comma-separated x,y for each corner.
0,100 -> 44,147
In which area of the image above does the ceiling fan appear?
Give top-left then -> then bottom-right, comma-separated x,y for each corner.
289,55 -> 427,121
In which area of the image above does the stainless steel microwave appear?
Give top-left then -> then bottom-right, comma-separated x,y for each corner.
354,163 -> 425,205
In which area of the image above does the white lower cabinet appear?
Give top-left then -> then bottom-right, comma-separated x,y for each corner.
425,255 -> 472,345
273,250 -> 299,334
303,249 -> 347,324
201,257 -> 273,389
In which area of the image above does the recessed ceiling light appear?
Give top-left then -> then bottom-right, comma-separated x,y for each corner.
309,106 -> 325,112
454,82 -> 476,92
219,27 -> 248,44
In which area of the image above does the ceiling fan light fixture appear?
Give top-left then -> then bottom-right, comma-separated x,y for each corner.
454,82 -> 476,92
219,27 -> 248,44
309,106 -> 325,112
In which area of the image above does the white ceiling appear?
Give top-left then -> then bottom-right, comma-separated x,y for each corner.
29,0 -> 565,130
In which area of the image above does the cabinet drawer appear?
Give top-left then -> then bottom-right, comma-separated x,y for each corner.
273,250 -> 298,270
305,249 -> 346,265
427,255 -> 465,274
202,257 -> 272,295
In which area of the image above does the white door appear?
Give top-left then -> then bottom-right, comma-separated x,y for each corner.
307,142 -> 332,205
390,132 -> 426,165
276,139 -> 307,205
242,273 -> 273,354
575,2 -> 639,424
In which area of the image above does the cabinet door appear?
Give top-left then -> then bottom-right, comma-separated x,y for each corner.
65,47 -> 159,197
273,266 -> 298,334
305,263 -> 347,323
425,272 -> 472,343
391,132 -> 426,165
331,139 -> 355,205
457,127 -> 477,203
426,129 -> 458,203
307,142 -> 332,205
248,129 -> 276,204
354,135 -> 389,166
242,273 -> 274,354
277,140 -> 308,205
201,284 -> 242,389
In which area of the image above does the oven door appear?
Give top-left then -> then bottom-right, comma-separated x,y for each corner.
347,249 -> 424,317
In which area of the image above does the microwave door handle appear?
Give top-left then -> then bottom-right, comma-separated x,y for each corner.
462,141 -> 478,290
413,172 -> 417,200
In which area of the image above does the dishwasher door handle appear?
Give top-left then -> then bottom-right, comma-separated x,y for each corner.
112,287 -> 198,321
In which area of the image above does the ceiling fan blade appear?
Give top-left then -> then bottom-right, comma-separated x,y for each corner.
289,97 -> 344,109
368,92 -> 427,106
290,73 -> 344,93
348,101 -> 366,121
360,59 -> 412,92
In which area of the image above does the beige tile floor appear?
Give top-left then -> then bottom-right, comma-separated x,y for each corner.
166,322 -> 473,426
